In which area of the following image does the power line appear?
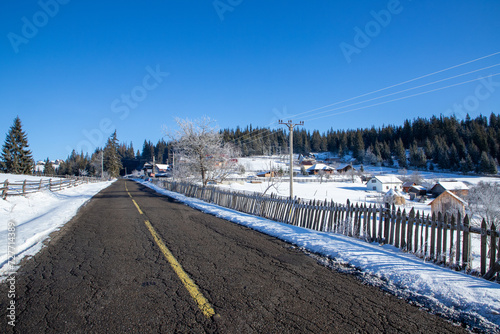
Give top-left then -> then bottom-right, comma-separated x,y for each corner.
285,50 -> 500,120
303,73 -> 500,122
300,63 -> 500,120
225,51 -> 500,146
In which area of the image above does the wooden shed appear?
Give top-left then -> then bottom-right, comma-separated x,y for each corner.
429,190 -> 467,216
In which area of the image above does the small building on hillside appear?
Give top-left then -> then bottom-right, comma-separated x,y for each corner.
257,171 -> 276,178
429,190 -> 467,217
307,163 -> 335,175
402,182 -> 416,193
430,181 -> 469,197
300,160 -> 315,167
154,164 -> 170,173
367,175 -> 403,192
337,164 -> 355,174
409,185 -> 427,196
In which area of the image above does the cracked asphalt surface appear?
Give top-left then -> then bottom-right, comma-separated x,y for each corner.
0,179 -> 468,333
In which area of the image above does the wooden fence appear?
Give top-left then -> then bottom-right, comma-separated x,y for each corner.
149,179 -> 500,282
1,176 -> 103,199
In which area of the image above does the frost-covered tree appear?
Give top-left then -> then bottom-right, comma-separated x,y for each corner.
467,181 -> 500,229
1,116 -> 34,174
167,117 -> 240,186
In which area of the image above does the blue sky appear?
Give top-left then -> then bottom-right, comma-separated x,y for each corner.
1,0 -> 500,161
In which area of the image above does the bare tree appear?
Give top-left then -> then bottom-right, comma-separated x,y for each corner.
467,181 -> 500,229
318,170 -> 327,184
261,160 -> 284,195
166,117 -> 240,186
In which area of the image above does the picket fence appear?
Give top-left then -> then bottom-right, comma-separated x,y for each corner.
149,179 -> 500,281
1,176 -> 103,199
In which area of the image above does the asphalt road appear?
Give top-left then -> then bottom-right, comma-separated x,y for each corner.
0,179 -> 468,333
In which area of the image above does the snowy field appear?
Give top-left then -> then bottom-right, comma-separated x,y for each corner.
230,156 -> 500,215
0,174 -> 113,280
139,179 -> 500,332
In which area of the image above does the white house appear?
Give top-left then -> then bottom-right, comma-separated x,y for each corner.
367,175 -> 403,192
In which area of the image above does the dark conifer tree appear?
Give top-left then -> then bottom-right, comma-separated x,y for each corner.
394,138 -> 407,168
44,157 -> 55,175
352,131 -> 365,160
1,116 -> 34,174
104,131 -> 123,177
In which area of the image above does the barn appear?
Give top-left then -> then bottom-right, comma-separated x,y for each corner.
429,190 -> 467,216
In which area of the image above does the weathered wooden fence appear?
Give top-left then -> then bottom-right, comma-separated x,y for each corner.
149,179 -> 500,282
1,176 -> 103,199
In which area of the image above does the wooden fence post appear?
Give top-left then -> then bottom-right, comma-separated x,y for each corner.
2,180 -> 8,199
383,203 -> 390,244
481,219 -> 487,276
490,222 -> 497,274
394,208 -> 401,248
463,215 -> 471,270
455,212 -> 462,269
442,213 -> 448,264
436,212 -> 443,263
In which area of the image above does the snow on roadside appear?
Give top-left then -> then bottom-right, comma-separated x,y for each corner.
0,178 -> 114,281
138,179 -> 500,332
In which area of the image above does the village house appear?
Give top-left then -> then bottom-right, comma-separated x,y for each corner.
366,175 -> 403,192
337,164 -> 355,174
402,181 -> 416,193
154,164 -> 170,175
429,190 -> 467,217
307,163 -> 335,175
257,171 -> 276,177
430,181 -> 469,197
409,185 -> 427,196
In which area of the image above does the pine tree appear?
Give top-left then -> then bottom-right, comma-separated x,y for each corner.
353,131 -> 364,160
478,151 -> 497,174
104,131 -> 123,177
394,138 -> 407,168
409,141 -> 427,169
1,116 -> 34,174
44,157 -> 55,175
460,154 -> 474,174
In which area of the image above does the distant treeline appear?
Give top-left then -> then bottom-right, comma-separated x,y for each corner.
53,112 -> 499,176
221,113 -> 500,174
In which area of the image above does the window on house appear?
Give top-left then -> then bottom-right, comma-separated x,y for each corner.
373,186 -> 376,190
372,180 -> 376,183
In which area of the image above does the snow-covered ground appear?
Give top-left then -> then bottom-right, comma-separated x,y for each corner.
228,157 -> 500,215
0,174 -> 113,280
138,179 -> 500,332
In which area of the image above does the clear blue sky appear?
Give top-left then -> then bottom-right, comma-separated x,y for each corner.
1,0 -> 500,161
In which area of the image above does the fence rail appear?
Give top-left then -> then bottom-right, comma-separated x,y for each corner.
1,176 -> 103,199
149,179 -> 500,282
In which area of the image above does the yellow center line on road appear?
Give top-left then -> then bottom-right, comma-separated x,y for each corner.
124,181 -> 217,318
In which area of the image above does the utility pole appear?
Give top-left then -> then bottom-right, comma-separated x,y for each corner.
279,120 -> 304,199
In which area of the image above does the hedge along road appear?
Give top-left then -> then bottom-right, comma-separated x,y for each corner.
0,179 -> 467,333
